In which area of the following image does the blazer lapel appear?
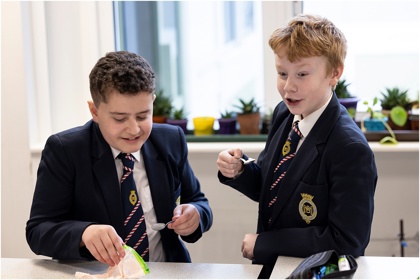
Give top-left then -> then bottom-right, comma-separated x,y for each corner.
141,140 -> 174,223
90,122 -> 124,235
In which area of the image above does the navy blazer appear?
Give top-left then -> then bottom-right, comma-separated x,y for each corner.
26,120 -> 213,262
219,95 -> 377,266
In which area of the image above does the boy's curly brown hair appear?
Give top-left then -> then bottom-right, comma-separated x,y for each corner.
89,51 -> 155,106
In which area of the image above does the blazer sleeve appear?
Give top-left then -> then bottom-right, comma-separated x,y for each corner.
26,134 -> 95,260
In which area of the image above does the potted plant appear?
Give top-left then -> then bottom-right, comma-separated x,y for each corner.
362,97 -> 408,145
234,97 -> 261,135
379,86 -> 412,130
166,106 -> 188,134
335,79 -> 360,120
218,110 -> 237,135
408,93 -> 419,130
379,106 -> 409,145
153,90 -> 173,123
362,97 -> 387,131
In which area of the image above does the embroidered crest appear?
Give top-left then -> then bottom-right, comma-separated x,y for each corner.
129,190 -> 137,205
299,193 -> 317,224
282,140 -> 291,156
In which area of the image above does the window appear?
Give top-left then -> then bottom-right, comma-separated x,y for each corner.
303,1 -> 420,112
114,1 -> 265,129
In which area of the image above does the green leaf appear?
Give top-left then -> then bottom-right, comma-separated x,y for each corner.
390,106 -> 408,127
347,108 -> 356,118
379,136 -> 399,145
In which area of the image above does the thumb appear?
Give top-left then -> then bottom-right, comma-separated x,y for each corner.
233,148 -> 243,159
172,205 -> 183,218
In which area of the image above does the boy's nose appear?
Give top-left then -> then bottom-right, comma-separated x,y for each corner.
126,119 -> 141,134
284,78 -> 297,92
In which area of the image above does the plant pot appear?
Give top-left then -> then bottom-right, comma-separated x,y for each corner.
363,118 -> 386,131
236,112 -> 261,135
153,115 -> 167,123
193,117 -> 215,136
338,97 -> 360,120
409,109 -> 419,130
382,109 -> 411,130
261,118 -> 271,134
166,118 -> 188,134
218,118 -> 237,135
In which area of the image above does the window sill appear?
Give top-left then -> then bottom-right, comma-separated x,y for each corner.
186,130 -> 419,143
185,131 -> 419,153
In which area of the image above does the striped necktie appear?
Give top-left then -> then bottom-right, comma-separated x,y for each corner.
118,153 -> 149,261
267,121 -> 303,223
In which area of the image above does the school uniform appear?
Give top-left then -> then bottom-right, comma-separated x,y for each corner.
26,120 -> 213,262
219,94 -> 377,277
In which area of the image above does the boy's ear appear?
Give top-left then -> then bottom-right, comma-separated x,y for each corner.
87,100 -> 98,122
330,65 -> 344,87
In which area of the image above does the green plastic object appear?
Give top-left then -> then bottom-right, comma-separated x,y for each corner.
123,245 -> 150,275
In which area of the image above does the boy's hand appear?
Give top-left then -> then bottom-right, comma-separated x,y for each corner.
80,224 -> 125,267
241,233 -> 258,261
216,148 -> 244,178
167,204 -> 200,236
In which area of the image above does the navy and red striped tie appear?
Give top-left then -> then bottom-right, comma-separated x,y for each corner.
118,153 -> 149,261
267,121 -> 303,223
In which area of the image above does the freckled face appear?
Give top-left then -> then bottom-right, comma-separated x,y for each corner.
88,91 -> 155,153
275,51 -> 342,118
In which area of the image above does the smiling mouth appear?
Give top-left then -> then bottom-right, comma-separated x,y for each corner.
123,136 -> 140,141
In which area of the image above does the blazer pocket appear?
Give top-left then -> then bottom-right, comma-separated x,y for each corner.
293,181 -> 328,226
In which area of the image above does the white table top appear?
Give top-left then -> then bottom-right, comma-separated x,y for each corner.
270,255 -> 420,279
1,258 -> 262,279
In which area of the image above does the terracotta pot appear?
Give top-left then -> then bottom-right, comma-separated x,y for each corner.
409,112 -> 419,130
153,115 -> 167,123
236,112 -> 261,135
382,110 -> 411,130
218,118 -> 237,135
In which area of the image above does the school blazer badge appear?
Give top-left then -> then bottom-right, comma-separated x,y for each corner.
299,193 -> 317,224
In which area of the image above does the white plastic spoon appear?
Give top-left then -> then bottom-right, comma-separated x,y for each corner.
240,157 -> 255,165
151,220 -> 174,231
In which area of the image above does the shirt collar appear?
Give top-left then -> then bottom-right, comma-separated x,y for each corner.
110,146 -> 141,162
293,93 -> 332,138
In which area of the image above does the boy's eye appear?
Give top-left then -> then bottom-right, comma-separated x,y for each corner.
114,118 -> 126,122
278,72 -> 287,78
137,116 -> 147,121
297,72 -> 308,77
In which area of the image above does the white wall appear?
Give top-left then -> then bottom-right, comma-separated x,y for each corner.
1,1 -> 115,258
1,1 -> 33,259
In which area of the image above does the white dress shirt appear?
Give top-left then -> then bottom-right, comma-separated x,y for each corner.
111,147 -> 165,262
